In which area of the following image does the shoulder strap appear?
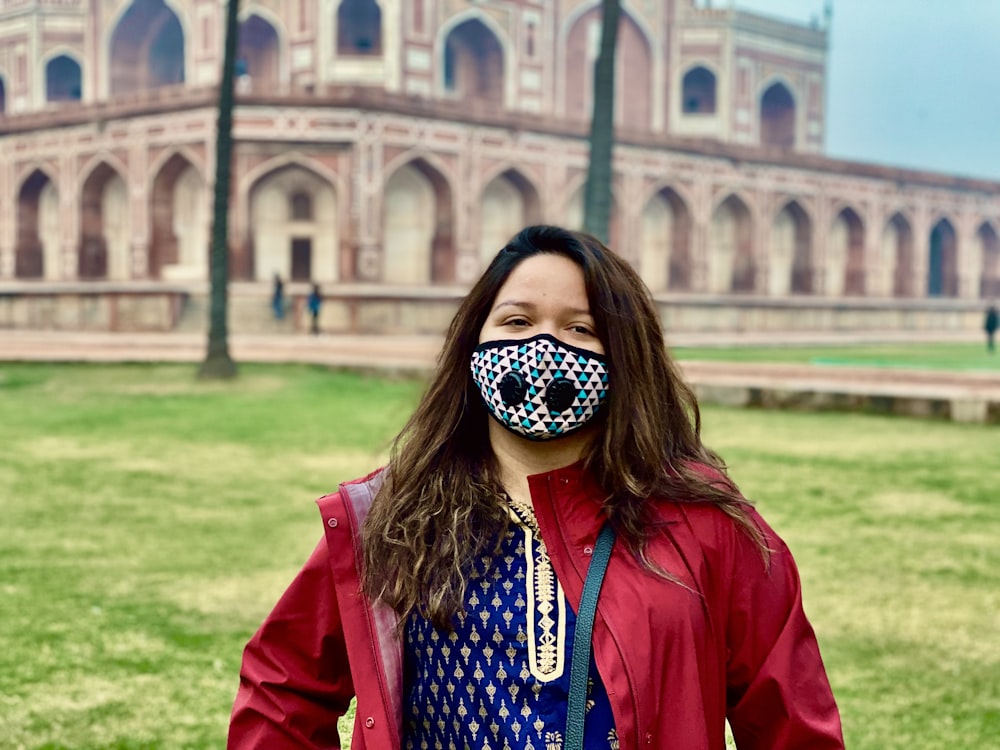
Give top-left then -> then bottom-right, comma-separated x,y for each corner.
565,523 -> 615,750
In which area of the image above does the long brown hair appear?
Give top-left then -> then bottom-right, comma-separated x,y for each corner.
361,225 -> 764,630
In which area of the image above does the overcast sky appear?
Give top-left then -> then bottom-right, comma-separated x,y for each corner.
735,0 -> 1000,180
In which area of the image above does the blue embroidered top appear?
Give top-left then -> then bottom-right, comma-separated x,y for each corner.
403,498 -> 618,750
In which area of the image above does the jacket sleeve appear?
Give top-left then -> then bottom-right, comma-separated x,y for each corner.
228,538 -> 354,749
724,510 -> 844,749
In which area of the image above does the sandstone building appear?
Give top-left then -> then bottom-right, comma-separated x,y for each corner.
1,0 -> 998,332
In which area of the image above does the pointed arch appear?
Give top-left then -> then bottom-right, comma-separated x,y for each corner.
337,0 -> 383,56
478,168 -> 542,268
44,53 -> 83,102
79,162 -> 130,280
108,0 -> 186,97
681,65 -> 716,114
975,221 -> 1000,298
640,187 -> 692,292
760,80 -> 796,150
438,13 -> 507,112
709,194 -> 755,293
16,170 -> 60,279
382,158 -> 454,284
248,163 -> 339,283
928,217 -> 958,297
151,153 -> 209,280
880,212 -> 913,298
830,206 -> 866,296
237,12 -> 283,91
772,200 -> 812,295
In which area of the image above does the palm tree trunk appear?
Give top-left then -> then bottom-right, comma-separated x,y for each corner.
199,0 -> 240,379
583,0 -> 621,245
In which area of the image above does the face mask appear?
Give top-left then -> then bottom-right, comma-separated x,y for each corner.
470,333 -> 609,441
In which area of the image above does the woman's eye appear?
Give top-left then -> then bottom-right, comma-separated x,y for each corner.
571,325 -> 595,335
505,318 -> 529,327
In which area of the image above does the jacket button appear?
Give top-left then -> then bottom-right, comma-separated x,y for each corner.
583,546 -> 594,556
364,716 -> 375,728
327,518 -> 338,528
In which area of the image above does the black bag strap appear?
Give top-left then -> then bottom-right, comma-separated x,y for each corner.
565,522 -> 616,750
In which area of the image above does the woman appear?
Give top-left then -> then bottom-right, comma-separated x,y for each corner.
228,226 -> 844,749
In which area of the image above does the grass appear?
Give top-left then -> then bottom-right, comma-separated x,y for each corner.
671,341 -> 999,371
1,362 -> 997,749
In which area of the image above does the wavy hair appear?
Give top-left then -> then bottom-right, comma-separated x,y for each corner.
361,225 -> 764,630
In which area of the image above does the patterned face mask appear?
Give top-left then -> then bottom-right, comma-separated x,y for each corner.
470,333 -> 610,441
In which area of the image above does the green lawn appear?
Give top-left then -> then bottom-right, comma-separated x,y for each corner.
671,341 -> 999,372
1,363 -> 996,749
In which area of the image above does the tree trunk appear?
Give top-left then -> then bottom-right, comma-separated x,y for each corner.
583,0 -> 621,245
199,0 -> 239,379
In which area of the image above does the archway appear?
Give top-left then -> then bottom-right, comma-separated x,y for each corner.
237,14 -> 280,92
383,160 -> 454,283
16,171 -> 60,279
337,0 -> 382,55
79,163 -> 130,280
45,55 -> 83,102
479,170 -> 542,268
640,188 -> 692,292
563,8 -> 652,129
681,66 -> 716,114
772,201 -> 811,295
830,207 -> 865,296
151,154 -> 209,280
927,218 -> 958,297
976,223 -> 1000,298
443,18 -> 504,111
248,165 -> 338,282
710,195 -> 754,293
760,82 -> 795,150
109,0 -> 185,96
882,213 -> 914,297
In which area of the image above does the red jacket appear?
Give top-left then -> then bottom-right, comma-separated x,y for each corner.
229,464 -> 843,749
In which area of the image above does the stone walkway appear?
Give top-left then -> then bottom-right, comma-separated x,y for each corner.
2,329 -> 998,423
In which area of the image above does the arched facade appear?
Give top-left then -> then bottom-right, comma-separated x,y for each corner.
44,54 -> 83,102
709,194 -> 755,294
236,13 -> 282,93
0,0 -> 997,325
829,207 -> 865,296
928,218 -> 959,297
977,223 -> 1000,298
382,159 -> 454,284
681,65 -> 716,114
79,162 -> 130,280
248,164 -> 339,283
337,0 -> 383,56
640,187 -> 692,292
108,0 -> 185,97
772,201 -> 811,296
16,170 -> 59,278
760,81 -> 796,150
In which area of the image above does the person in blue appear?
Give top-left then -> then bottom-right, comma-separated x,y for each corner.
307,283 -> 322,335
271,273 -> 285,321
985,303 -> 998,353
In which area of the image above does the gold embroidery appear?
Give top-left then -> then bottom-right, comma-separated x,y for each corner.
507,497 -> 567,682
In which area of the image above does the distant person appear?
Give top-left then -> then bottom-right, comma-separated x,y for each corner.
271,274 -> 285,321
306,283 -> 322,335
985,303 -> 998,353
229,225 -> 844,750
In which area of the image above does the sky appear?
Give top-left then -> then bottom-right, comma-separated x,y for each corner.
735,0 -> 1000,180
